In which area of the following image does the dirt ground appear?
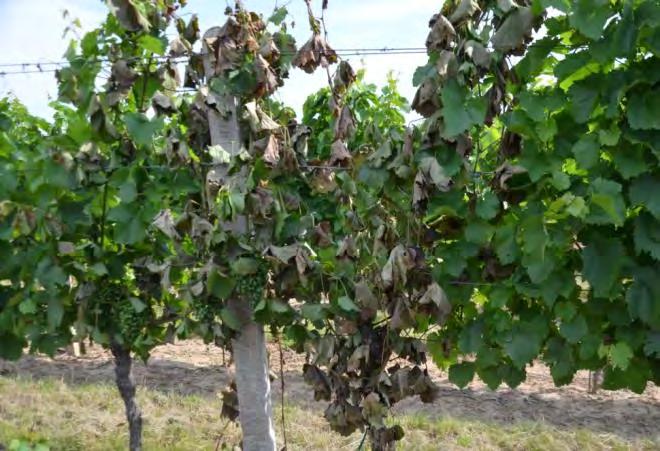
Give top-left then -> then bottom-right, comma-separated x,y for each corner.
1,339 -> 659,442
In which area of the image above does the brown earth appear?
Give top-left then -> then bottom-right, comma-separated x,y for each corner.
1,339 -> 659,442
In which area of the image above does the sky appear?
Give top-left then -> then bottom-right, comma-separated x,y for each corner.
0,0 -> 438,119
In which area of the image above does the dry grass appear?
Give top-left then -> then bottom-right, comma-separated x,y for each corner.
0,376 -> 657,450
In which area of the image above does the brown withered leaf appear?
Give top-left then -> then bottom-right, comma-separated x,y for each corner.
333,61 -> 356,91
334,105 -> 355,140
354,281 -> 379,320
347,345 -> 370,372
263,243 -> 314,277
491,6 -> 535,53
324,400 -> 363,436
403,128 -> 414,157
389,297 -> 415,330
464,40 -> 491,68
111,60 -> 137,90
152,209 -> 180,240
381,245 -> 416,290
499,130 -> 521,158
309,168 -> 337,193
293,33 -> 338,73
254,54 -> 279,98
152,92 -> 176,115
253,134 -> 280,165
169,36 -> 192,57
436,50 -> 458,81
494,162 -> 527,190
220,381 -> 239,422
336,236 -> 357,260
158,61 -> 181,93
413,157 -> 452,210
412,78 -> 440,118
485,84 -> 505,126
361,393 -> 386,427
259,36 -> 280,61
303,364 -> 331,401
165,133 -> 190,165
88,96 -> 118,140
107,0 -> 150,32
418,282 -> 452,325
425,14 -> 456,52
329,139 -> 352,166
243,101 -> 281,133
313,221 -> 334,247
181,14 -> 200,45
455,133 -> 473,158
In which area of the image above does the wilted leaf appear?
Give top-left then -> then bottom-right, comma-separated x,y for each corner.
293,34 -> 337,73
491,6 -> 534,52
152,209 -> 180,240
425,14 -> 456,51
107,0 -> 150,32
464,40 -> 491,68
449,0 -> 480,24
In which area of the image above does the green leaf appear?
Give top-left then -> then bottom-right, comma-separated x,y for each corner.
0,333 -> 25,360
598,124 -> 620,146
129,297 -> 147,313
458,320 -> 483,353
494,221 -> 518,264
464,220 -> 494,245
516,37 -> 557,80
269,6 -> 288,25
609,342 -> 634,370
48,297 -> 64,330
626,266 -> 660,328
629,174 -> 660,219
208,271 -> 235,299
301,304 -> 327,322
569,0 -> 611,40
220,306 -> 243,331
475,191 -> 500,220
572,134 -> 600,169
502,317 -> 548,368
448,361 -> 475,388
138,35 -> 166,55
644,332 -> 660,358
114,215 -> 146,245
569,81 -> 599,123
634,213 -> 660,260
582,235 -> 625,298
337,296 -> 361,313
611,145 -> 648,179
441,79 -> 487,137
231,258 -> 258,275
602,359 -> 649,394
559,314 -> 588,344
587,178 -> 626,226
627,86 -> 660,130
124,112 -> 164,147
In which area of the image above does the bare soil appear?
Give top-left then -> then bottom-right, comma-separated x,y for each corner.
1,339 -> 659,442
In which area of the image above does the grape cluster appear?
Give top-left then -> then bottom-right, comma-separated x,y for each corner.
191,297 -> 216,324
234,265 -> 268,308
116,300 -> 147,344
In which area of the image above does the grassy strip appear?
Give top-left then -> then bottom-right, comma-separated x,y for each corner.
0,376 -> 655,450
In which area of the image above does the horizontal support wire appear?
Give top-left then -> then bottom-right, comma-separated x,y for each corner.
0,42 -> 586,76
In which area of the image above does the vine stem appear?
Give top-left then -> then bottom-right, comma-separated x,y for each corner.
278,336 -> 288,450
99,181 -> 109,250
